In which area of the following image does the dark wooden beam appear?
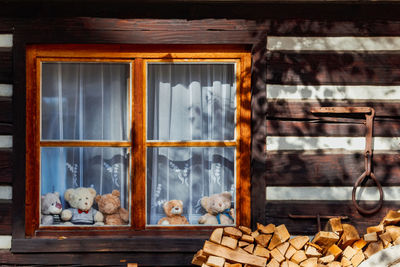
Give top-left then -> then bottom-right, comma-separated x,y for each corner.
0,51 -> 12,84
0,200 -> 11,234
0,149 -> 12,184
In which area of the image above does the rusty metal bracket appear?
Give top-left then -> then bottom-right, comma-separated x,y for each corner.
288,213 -> 348,232
311,107 -> 384,215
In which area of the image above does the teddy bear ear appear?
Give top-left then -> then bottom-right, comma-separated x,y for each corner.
163,201 -> 169,209
112,190 -> 120,197
221,191 -> 232,201
200,197 -> 210,210
54,192 -> 60,198
88,188 -> 97,198
64,188 -> 74,202
178,200 -> 183,206
95,195 -> 101,203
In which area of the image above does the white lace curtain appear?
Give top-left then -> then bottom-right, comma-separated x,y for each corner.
146,63 -> 237,225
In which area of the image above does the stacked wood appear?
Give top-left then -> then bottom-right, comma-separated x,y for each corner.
192,210 -> 400,267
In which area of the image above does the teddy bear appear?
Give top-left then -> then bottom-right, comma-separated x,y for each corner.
41,192 -> 63,225
198,192 -> 234,225
95,190 -> 129,225
61,187 -> 104,226
157,199 -> 189,225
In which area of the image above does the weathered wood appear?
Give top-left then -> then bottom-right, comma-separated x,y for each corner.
266,201 -> 400,235
0,200 -> 11,234
0,51 -> 11,84
266,153 -> 400,186
267,52 -> 400,85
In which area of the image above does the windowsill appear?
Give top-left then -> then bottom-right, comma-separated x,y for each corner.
12,230 -> 210,253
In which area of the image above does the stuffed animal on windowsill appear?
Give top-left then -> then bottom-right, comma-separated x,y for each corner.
198,192 -> 234,225
41,192 -> 63,225
157,199 -> 189,225
61,187 -> 104,226
95,190 -> 129,226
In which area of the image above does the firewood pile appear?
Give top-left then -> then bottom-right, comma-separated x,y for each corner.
192,210 -> 400,267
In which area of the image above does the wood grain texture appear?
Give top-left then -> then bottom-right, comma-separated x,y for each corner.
267,52 -> 400,85
266,153 -> 400,186
266,200 -> 400,235
0,200 -> 11,234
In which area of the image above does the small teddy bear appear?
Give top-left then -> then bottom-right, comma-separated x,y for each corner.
157,200 -> 189,225
95,190 -> 129,225
61,187 -> 104,226
198,192 -> 234,225
41,192 -> 63,225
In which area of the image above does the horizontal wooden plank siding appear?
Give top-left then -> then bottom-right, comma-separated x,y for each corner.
0,51 -> 12,84
0,200 -> 11,235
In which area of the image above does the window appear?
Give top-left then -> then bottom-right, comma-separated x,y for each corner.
26,45 -> 251,236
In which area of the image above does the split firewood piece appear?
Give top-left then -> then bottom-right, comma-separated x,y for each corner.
268,225 -> 290,250
350,250 -> 365,267
253,245 -> 270,259
318,255 -> 334,264
381,210 -> 400,226
289,236 -> 309,250
202,264 -> 211,267
270,248 -> 285,264
363,232 -> 378,242
342,246 -> 357,260
291,250 -> 307,265
340,257 -> 352,267
224,263 -> 242,267
281,260 -> 300,267
241,234 -> 255,244
243,244 -> 254,254
257,223 -> 275,235
385,225 -> 400,241
276,242 -> 290,256
352,239 -> 367,251
394,236 -> 400,246
305,245 -> 322,258
338,224 -> 360,248
239,226 -> 252,235
385,243 -> 393,249
206,255 -> 226,267
235,247 -> 248,255
326,244 -> 342,260
192,249 -> 209,266
251,231 -> 260,239
300,257 -> 317,267
312,231 -> 339,250
285,245 -> 297,260
366,224 -> 384,234
239,241 -> 250,248
364,241 -> 383,259
221,236 -> 238,250
324,218 -> 343,236
255,234 -> 272,247
379,232 -> 392,247
225,227 -> 243,239
307,242 -> 323,253
210,228 -> 224,244
266,258 -> 280,267
327,261 -> 341,267
203,241 -> 267,267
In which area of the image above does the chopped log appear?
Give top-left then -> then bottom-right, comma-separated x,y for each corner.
338,224 -> 360,248
257,223 -> 275,234
192,249 -> 208,266
340,257 -> 352,267
225,227 -> 243,239
266,258 -> 280,267
251,231 -> 260,239
255,234 -> 272,247
286,261 -> 301,267
385,226 -> 400,241
378,232 -> 392,247
238,241 -> 250,248
241,235 -> 255,243
363,232 -> 378,242
235,247 -> 248,255
366,224 -> 384,234
318,255 -> 334,264
307,242 -> 323,252
385,243 -> 393,249
352,239 -> 367,251
305,245 -> 322,258
203,241 -> 267,267
221,236 -> 238,250
394,236 -> 400,246
253,245 -> 270,258
290,236 -> 309,250
381,210 -> 400,225
351,250 -> 365,267
324,218 -> 343,236
276,242 -> 290,256
300,257 -> 318,267
342,246 -> 357,260
268,225 -> 290,250
202,264 -> 211,267
312,231 -> 339,250
224,263 -> 242,267
239,226 -> 252,235
243,244 -> 254,254
285,245 -> 297,260
326,244 -> 342,260
327,261 -> 341,267
270,248 -> 285,263
210,228 -> 224,244
291,250 -> 307,265
364,241 -> 383,259
206,256 -> 226,267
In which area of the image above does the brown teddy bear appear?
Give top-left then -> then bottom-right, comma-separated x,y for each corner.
95,190 -> 129,225
198,192 -> 234,225
157,200 -> 189,225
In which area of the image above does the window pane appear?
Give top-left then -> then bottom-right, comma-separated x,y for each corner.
41,63 -> 130,141
147,147 -> 235,226
40,147 -> 130,226
147,63 -> 236,141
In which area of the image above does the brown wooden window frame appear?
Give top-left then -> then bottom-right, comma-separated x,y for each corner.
25,44 -> 251,237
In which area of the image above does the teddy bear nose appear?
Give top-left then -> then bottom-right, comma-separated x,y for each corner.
219,203 -> 222,207
85,202 -> 88,205
175,207 -> 179,210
